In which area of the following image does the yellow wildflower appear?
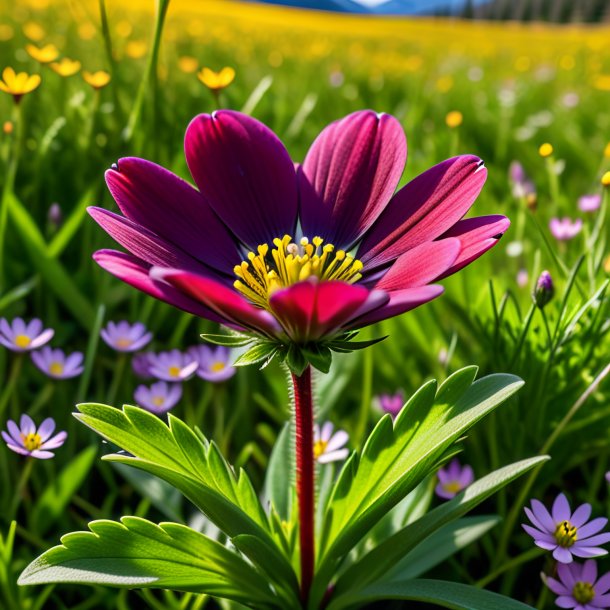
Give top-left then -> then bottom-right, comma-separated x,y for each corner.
50,58 -> 81,77
178,56 -> 198,74
125,41 -> 147,59
3,121 -> 13,134
445,111 -> 463,129
197,66 -> 235,92
602,171 -> 610,187
25,43 -> 59,64
82,70 -> 111,90
539,143 -> 553,158
0,67 -> 41,102
604,142 -> 610,159
23,22 -> 45,41
77,23 -> 96,41
0,25 -> 14,41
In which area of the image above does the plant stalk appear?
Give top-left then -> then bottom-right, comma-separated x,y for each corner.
292,365 -> 315,603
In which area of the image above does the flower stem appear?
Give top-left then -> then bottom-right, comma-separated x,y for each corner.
11,457 -> 34,519
292,365 -> 315,603
0,354 -> 23,420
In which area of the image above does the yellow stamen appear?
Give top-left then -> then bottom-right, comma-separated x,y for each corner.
49,362 -> 64,376
21,432 -> 42,451
442,481 -> 463,494
14,334 -> 31,348
152,396 -> 165,407
573,581 -> 595,604
233,235 -> 363,310
210,362 -> 226,372
168,366 -> 181,378
313,440 -> 328,460
115,338 -> 133,349
555,520 -> 578,547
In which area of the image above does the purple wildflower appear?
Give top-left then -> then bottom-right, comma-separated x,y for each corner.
0,318 -> 54,352
134,381 -> 182,414
31,347 -> 84,379
509,161 -> 536,199
523,493 -> 610,563
187,345 -> 236,382
546,560 -> 610,610
377,391 -> 404,418
2,415 -> 66,459
550,217 -> 583,241
435,459 -> 474,500
147,349 -> 198,382
313,422 -> 349,464
100,320 -> 153,352
578,194 -> 602,214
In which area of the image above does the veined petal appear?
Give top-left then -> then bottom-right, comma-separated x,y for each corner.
152,267 -> 281,338
185,110 -> 297,248
299,110 -> 406,248
347,285 -> 444,328
374,238 -> 461,291
358,155 -> 487,270
93,250 -> 228,327
268,279 -> 372,342
436,215 -> 510,279
105,157 -> 239,275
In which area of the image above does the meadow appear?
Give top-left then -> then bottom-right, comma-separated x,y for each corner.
1,0 -> 610,608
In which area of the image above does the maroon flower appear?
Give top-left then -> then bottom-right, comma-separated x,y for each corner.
90,110 -> 508,370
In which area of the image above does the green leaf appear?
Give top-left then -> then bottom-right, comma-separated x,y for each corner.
31,446 -> 98,536
327,335 -> 388,353
264,422 -> 294,521
234,343 -> 279,367
332,456 -> 547,599
18,517 -> 276,608
309,369 -> 524,608
73,404 -> 297,599
200,332 -> 256,347
302,344 -> 332,373
327,579 -> 534,610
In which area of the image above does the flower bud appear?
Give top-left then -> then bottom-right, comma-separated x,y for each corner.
533,270 -> 554,308
47,202 -> 62,228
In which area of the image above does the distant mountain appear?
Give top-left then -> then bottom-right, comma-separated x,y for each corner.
249,0 -> 489,15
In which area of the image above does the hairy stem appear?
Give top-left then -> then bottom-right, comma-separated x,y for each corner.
292,365 -> 315,603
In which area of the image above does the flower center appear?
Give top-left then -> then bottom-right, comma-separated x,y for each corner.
555,520 -> 578,547
442,481 -> 463,494
49,362 -> 64,376
115,338 -> 132,349
233,235 -> 363,310
21,432 -> 42,451
152,396 -> 165,407
168,366 -> 181,378
573,581 -> 595,604
210,361 -> 226,372
15,334 -> 31,348
313,440 -> 328,459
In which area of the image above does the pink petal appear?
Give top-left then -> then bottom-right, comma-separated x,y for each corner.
105,157 -> 239,275
358,155 -> 487,270
299,110 -> 407,248
374,238 -> 461,291
184,111 -> 297,249
152,267 -> 281,337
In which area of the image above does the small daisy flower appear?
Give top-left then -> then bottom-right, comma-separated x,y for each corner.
31,347 -> 84,379
313,422 -> 349,464
550,217 -> 583,241
523,493 -> 610,563
509,161 -> 536,199
0,318 -> 54,352
134,381 -> 181,414
147,349 -> 198,382
546,560 -> 610,610
100,321 -> 152,352
578,194 -> 602,214
377,391 -> 404,418
132,352 -> 154,379
2,415 -> 66,459
435,459 -> 474,500
187,345 -> 236,382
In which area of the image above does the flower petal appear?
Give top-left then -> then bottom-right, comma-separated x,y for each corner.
577,518 -> 608,539
545,576 -> 571,596
318,448 -> 349,464
326,430 -> 349,452
268,279 -> 371,342
553,547 -> 574,563
40,431 -> 67,450
571,503 -> 593,529
185,110 -> 297,248
105,157 -> 239,275
358,155 -> 487,270
37,417 -> 56,442
93,250 -> 228,326
299,110 -> 406,248
436,215 -> 510,279
374,238 -> 461,291
552,493 -> 572,522
153,267 -> 281,337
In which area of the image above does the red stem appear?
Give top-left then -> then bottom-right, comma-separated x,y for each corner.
292,365 -> 315,604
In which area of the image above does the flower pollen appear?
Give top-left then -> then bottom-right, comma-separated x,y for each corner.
14,334 -> 31,348
234,235 -> 363,309
49,362 -> 64,376
555,520 -> 578,547
151,395 -> 165,407
573,581 -> 595,604
313,439 -> 328,460
442,481 -> 464,495
21,432 -> 42,451
168,366 -> 182,378
210,361 -> 226,372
